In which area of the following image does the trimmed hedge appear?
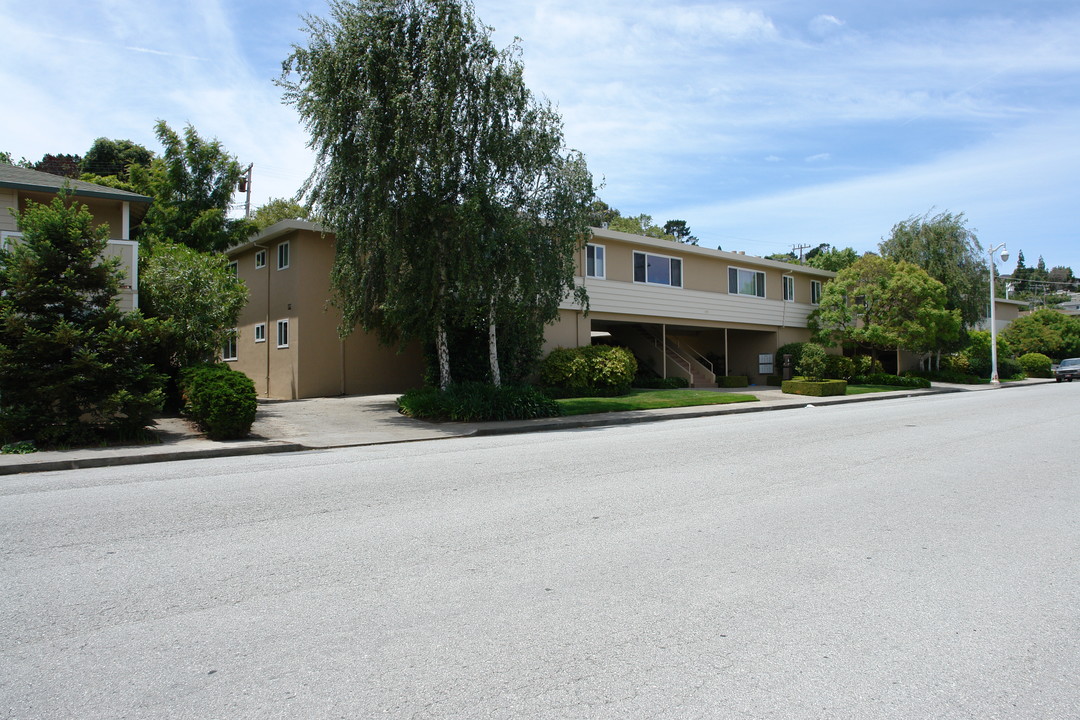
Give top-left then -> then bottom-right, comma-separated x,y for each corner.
179,363 -> 257,440
781,378 -> 848,397
397,382 -> 561,422
716,375 -> 749,388
538,345 -> 637,398
854,373 -> 931,389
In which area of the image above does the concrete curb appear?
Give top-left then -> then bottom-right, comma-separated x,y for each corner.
0,381 -> 1047,475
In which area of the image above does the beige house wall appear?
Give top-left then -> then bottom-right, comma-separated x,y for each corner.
228,224 -> 425,399
0,189 -> 17,233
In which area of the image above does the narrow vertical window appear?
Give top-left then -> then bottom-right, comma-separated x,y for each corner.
255,250 -> 266,269
227,261 -> 238,277
223,331 -> 238,361
277,319 -> 289,348
783,275 -> 794,302
811,280 -> 822,305
254,323 -> 266,343
277,241 -> 290,270
586,243 -> 605,279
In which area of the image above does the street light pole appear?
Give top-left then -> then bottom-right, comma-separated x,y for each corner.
987,242 -> 1009,384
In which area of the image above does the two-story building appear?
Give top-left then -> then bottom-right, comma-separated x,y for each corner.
1,164 -> 150,311
226,221 -> 834,398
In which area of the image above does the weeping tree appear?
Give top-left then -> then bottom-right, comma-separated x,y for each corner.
280,0 -> 593,389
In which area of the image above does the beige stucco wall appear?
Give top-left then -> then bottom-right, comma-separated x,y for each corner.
229,227 -> 425,399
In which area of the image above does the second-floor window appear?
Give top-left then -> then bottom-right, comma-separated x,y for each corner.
277,241 -> 290,270
633,251 -> 682,287
586,243 -> 605,279
783,275 -> 794,302
811,280 -> 822,305
729,267 -> 765,298
255,250 -> 266,269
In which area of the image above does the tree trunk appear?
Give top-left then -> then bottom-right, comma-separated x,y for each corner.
436,323 -> 452,391
488,300 -> 501,388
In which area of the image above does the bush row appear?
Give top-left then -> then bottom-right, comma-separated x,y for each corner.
852,373 -> 931,389
397,382 -> 561,422
781,379 -> 848,397
179,363 -> 257,440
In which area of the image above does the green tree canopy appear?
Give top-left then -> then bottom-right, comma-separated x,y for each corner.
807,245 -> 859,272
281,0 -> 594,389
878,210 -> 986,330
131,121 -> 255,253
139,242 -> 249,370
0,194 -> 164,445
81,137 -> 154,180
1000,308 -> 1080,360
251,197 -> 311,230
809,254 -> 961,362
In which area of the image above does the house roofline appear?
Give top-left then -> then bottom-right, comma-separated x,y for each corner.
228,218 -> 325,256
0,164 -> 152,203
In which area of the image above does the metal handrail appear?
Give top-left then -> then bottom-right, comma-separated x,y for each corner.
670,338 -> 714,375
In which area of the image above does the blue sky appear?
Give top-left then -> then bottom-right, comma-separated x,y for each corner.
3,0 -> 1078,273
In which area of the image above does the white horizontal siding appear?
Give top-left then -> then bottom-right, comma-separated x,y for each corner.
562,277 -> 815,328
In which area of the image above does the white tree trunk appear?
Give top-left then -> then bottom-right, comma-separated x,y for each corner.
436,323 -> 452,391
488,301 -> 501,388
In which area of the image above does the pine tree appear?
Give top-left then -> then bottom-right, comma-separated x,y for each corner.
0,194 -> 165,445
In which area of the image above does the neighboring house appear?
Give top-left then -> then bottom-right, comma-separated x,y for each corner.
226,221 -> 835,398
974,298 -> 1029,333
226,220 -> 427,399
1,164 -> 150,311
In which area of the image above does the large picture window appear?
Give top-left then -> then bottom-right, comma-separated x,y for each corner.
633,251 -> 682,287
729,267 -> 765,298
586,243 -> 605,279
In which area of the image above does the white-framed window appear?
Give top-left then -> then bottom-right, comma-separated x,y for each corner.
277,319 -> 289,348
222,331 -> 238,361
1,230 -> 22,249
586,243 -> 605,279
255,249 -> 266,269
254,323 -> 266,343
633,251 -> 682,287
729,266 -> 765,298
783,275 -> 794,302
811,280 -> 822,305
227,260 -> 238,277
277,241 -> 290,270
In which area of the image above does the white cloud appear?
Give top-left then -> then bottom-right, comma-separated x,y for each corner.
804,153 -> 831,163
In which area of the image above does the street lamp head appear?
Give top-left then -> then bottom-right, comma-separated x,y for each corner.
1000,249 -> 1010,263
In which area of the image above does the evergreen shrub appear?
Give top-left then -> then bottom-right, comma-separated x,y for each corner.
853,373 -> 931,388
397,382 -> 560,422
179,363 -> 257,440
1018,353 -> 1053,378
781,378 -> 847,396
795,343 -> 828,381
538,345 -> 637,397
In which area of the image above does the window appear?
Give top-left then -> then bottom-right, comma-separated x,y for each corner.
254,323 -> 266,343
255,250 -> 266,269
277,319 -> 289,348
811,280 -> 822,305
783,275 -> 794,302
586,243 -> 605,279
728,267 -> 765,298
633,251 -> 682,287
277,241 -> 290,270
1,231 -> 21,249
227,261 -> 238,277
222,332 -> 238,361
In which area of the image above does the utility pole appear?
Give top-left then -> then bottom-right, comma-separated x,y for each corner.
238,164 -> 253,218
791,243 -> 811,263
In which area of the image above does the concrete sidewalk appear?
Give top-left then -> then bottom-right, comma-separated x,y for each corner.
0,379 -> 1051,475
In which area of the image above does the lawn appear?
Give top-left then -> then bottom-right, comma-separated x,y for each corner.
557,388 -> 757,416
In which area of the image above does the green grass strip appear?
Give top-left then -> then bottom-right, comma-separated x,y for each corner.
845,384 -> 909,395
557,389 -> 757,416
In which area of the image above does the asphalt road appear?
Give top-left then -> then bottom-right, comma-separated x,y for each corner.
2,384 -> 1078,719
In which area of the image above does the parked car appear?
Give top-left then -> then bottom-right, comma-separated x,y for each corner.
1054,358 -> 1080,382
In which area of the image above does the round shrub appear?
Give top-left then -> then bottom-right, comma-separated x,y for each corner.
795,343 -> 828,381
179,363 -> 257,440
539,345 -> 637,397
823,354 -> 855,380
775,342 -> 809,373
1018,352 -> 1053,378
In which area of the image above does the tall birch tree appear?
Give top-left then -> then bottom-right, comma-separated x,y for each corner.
280,0 -> 592,389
